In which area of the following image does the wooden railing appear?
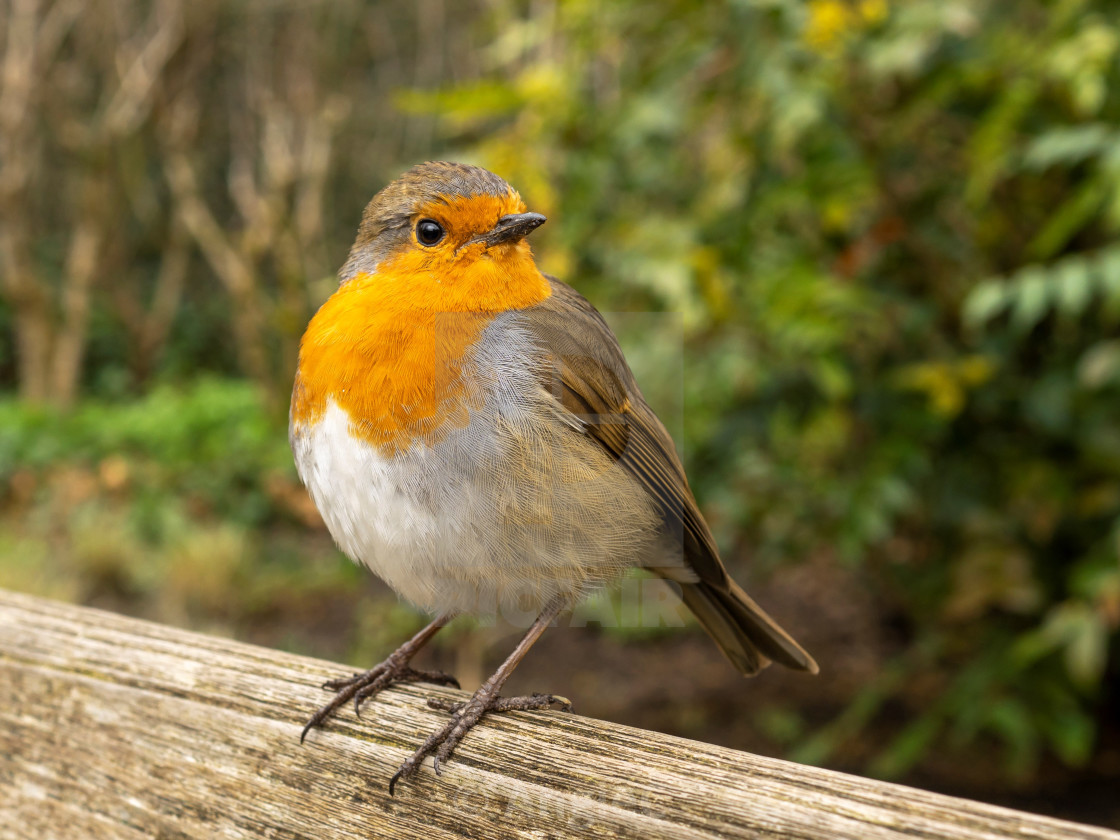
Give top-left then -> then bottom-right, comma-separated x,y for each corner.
1,588 -> 1116,839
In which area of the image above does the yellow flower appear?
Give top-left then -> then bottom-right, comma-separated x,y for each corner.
859,0 -> 888,25
894,356 -> 995,418
805,0 -> 853,51
805,0 -> 889,53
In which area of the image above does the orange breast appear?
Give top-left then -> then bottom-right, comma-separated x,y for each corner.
292,245 -> 551,455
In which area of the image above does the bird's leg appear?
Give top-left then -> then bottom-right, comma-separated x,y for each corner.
388,597 -> 569,795
301,614 -> 457,743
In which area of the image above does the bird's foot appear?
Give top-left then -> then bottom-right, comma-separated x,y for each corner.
300,656 -> 459,743
388,690 -> 572,795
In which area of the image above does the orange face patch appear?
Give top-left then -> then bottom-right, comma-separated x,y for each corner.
419,191 -> 528,245
376,191 -> 551,313
291,190 -> 552,454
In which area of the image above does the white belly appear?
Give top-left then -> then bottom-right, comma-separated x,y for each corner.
292,397 -> 665,617
292,400 -> 448,606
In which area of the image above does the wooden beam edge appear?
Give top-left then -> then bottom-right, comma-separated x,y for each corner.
0,588 -> 1115,840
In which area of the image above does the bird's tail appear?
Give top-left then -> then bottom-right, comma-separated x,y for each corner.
677,579 -> 818,676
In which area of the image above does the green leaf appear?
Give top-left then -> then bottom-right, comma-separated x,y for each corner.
963,280 -> 1009,329
1077,340 -> 1120,388
870,714 -> 942,779
394,82 -> 522,122
1065,608 -> 1108,689
1055,257 -> 1094,318
1022,124 -> 1113,170
1043,710 -> 1095,767
1031,601 -> 1110,689
1009,267 -> 1052,333
1028,179 -> 1110,260
1098,245 -> 1120,309
985,698 -> 1039,779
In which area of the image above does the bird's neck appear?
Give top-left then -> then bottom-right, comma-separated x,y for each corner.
290,263 -> 549,455
366,239 -> 552,312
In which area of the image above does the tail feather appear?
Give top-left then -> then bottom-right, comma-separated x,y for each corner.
677,580 -> 818,676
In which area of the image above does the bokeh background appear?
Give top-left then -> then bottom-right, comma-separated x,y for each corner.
2,0 -> 1119,827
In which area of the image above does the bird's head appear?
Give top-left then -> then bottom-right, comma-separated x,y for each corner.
340,161 -> 549,312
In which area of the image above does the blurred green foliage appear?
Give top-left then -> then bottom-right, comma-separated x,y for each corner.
0,381 -> 353,630
403,0 -> 1120,779
0,379 -> 288,520
1,0 -> 1119,795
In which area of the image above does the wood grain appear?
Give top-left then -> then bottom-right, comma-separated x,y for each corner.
0,587 -> 1115,840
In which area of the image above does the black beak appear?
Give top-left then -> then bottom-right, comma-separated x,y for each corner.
475,212 -> 546,247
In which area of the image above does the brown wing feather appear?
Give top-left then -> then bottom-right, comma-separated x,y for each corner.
521,281 -> 719,574
520,278 -> 818,675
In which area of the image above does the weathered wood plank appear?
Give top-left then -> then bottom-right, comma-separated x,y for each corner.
0,587 -> 1115,840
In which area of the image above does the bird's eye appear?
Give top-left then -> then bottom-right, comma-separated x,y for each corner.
416,219 -> 445,246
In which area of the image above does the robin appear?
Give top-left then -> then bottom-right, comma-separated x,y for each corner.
290,161 -> 817,794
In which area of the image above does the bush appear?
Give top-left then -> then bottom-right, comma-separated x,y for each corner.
403,0 -> 1120,778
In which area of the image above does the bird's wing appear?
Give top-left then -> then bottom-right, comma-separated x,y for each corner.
518,277 -> 818,675
518,277 -> 726,587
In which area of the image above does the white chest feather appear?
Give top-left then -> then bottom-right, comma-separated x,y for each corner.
292,400 -> 443,595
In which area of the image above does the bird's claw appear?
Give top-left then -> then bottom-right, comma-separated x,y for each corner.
322,671 -> 363,691
389,691 -> 570,795
301,659 -> 460,743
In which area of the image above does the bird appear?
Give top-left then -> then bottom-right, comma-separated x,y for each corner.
289,161 -> 818,794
